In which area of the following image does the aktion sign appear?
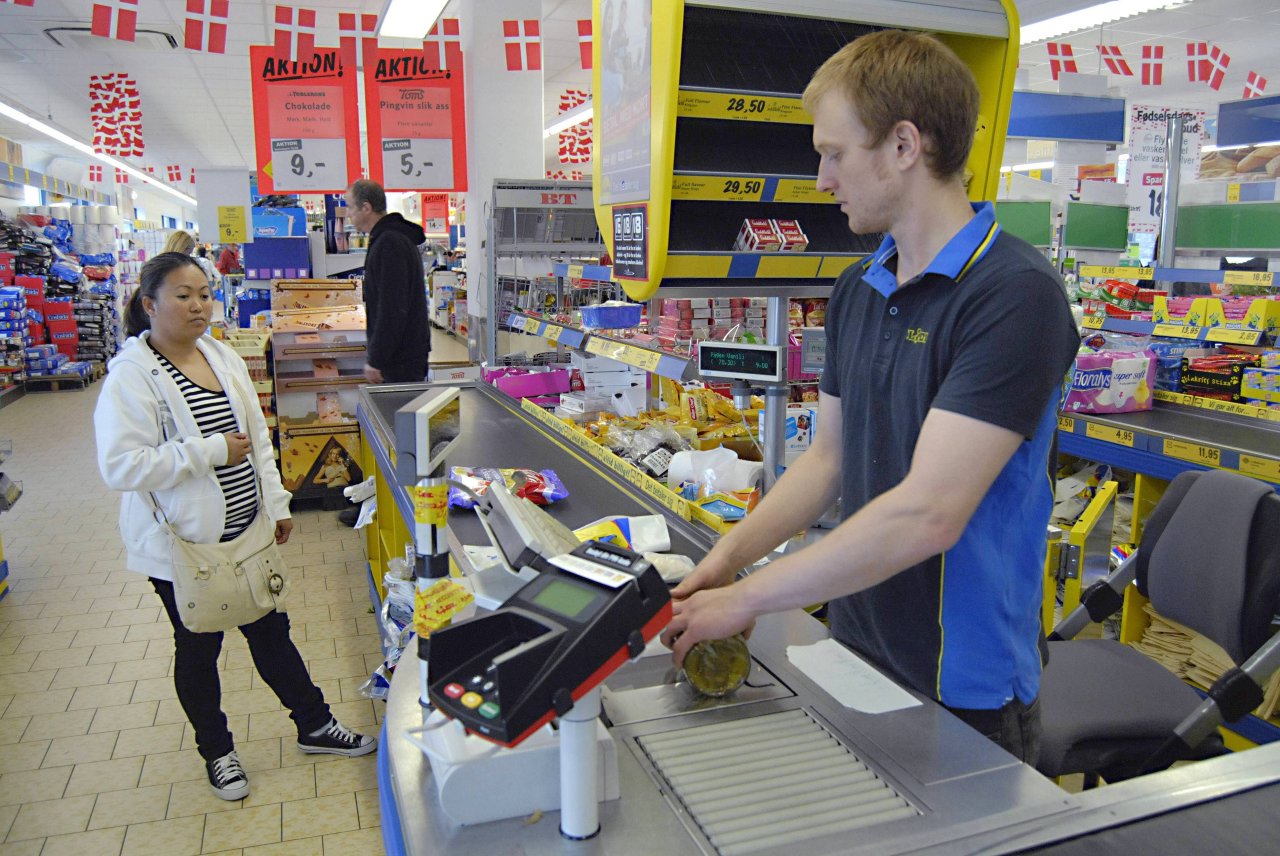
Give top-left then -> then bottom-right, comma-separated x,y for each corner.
363,48 -> 467,192
250,47 -> 361,194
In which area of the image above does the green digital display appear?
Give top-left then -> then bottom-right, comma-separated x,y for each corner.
531,579 -> 601,620
698,343 -> 783,381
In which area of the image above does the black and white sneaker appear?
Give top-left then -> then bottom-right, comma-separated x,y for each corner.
297,718 -> 377,757
206,750 -> 250,800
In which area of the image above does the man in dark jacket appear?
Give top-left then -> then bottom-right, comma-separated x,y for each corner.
345,180 -> 430,383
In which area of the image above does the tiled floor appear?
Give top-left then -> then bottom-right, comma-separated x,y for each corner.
0,382 -> 387,856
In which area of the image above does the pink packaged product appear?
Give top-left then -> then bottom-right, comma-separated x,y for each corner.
1064,350 -> 1156,414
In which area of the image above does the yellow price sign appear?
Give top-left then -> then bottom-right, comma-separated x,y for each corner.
566,264 -> 584,280
1163,439 -> 1221,467
409,483 -> 449,527
1239,454 -> 1280,483
1152,323 -> 1201,339
676,90 -> 810,124
217,205 -> 248,242
1057,416 -> 1076,433
1223,270 -> 1273,287
623,344 -> 662,373
1081,314 -> 1105,329
1085,423 -> 1136,447
521,316 -> 542,335
772,179 -> 833,204
1205,327 -> 1261,345
544,325 -> 564,344
1227,183 -> 1241,203
671,175 -> 765,202
1078,266 -> 1154,280
413,579 -> 475,636
585,337 -> 613,358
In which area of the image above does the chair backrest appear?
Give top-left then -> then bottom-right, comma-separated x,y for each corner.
1136,469 -> 1280,664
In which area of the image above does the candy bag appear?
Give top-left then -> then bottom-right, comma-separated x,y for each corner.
448,467 -> 569,508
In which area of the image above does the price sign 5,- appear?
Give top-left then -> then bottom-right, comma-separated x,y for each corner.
381,138 -> 453,189
270,138 -> 348,192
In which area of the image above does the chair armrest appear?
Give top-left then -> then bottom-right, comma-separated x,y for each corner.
1048,552 -> 1138,641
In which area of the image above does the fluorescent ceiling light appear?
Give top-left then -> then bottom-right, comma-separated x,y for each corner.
1203,140 -> 1280,152
380,0 -> 447,39
0,100 -> 196,206
544,104 -> 593,138
999,160 -> 1056,173
1021,0 -> 1190,45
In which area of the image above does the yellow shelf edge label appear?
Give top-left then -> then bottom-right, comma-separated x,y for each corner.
1162,438 -> 1222,467
1223,270 -> 1273,287
771,178 -> 832,204
1238,454 -> 1280,483
1078,265 -> 1154,280
1081,315 -> 1105,329
1204,327 -> 1261,345
671,175 -> 765,203
544,325 -> 564,344
1057,415 -> 1076,433
1152,323 -> 1204,339
1085,422 -> 1136,447
1154,389 -> 1280,422
676,90 -> 810,124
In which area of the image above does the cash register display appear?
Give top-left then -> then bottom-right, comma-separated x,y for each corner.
530,578 -> 604,621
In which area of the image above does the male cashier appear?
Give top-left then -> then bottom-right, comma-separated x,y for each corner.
661,31 -> 1079,762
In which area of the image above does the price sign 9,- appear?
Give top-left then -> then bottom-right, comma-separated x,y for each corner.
270,138 -> 348,192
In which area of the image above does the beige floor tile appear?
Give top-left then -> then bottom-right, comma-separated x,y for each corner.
223,650 -> 256,672
106,607 -> 162,628
166,778 -> 244,819
221,690 -> 285,717
0,803 -> 16,839
202,803 -> 281,852
301,590 -> 351,610
52,612 -> 112,633
3,688 -> 73,717
112,723 -> 185,759
326,701 -> 376,730
0,741 -> 48,774
0,765 -> 71,806
202,851 -> 243,856
241,765 -> 316,808
316,750 -> 377,798
120,814 -> 205,856
5,793 -> 95,841
336,678 -> 369,705
284,607 -> 332,626
144,640 -> 175,660
70,626 -> 131,648
138,749 -> 204,788
280,793 -> 358,841
74,583 -> 126,601
69,681 -> 138,710
353,789 -> 379,829
28,645 -> 92,672
111,658 -> 172,684
246,711 -> 297,743
290,640 -> 335,663
129,676 -> 177,704
244,836 -> 322,856
319,826 -> 382,856
88,782 -> 173,830
39,824 -> 127,856
120,581 -> 155,597
16,709 -> 95,742
0,838 -> 44,855
236,738 -> 282,774
304,658 -> 367,683
331,636 -> 381,658
49,663 -> 116,690
179,716 -> 249,753
89,640 -> 152,665
278,746 -> 343,770
13,631 -> 75,655
88,595 -> 145,614
43,732 -> 118,768
322,602 -> 373,622
0,671 -> 54,696
90,701 -> 158,733
123,623 -> 174,644
0,655 -> 37,677
153,698 -> 187,727
64,756 -> 145,797
294,621 -> 355,642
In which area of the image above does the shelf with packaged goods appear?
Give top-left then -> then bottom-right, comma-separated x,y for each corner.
505,311 -> 692,381
1080,313 -> 1271,346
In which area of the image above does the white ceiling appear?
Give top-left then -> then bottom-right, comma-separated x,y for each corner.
0,0 -> 1272,195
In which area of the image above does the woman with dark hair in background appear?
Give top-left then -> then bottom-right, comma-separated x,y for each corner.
93,253 -> 376,802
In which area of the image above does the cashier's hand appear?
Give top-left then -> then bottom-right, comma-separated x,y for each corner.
661,586 -> 755,668
275,519 -> 294,545
363,364 -> 385,384
672,555 -> 739,601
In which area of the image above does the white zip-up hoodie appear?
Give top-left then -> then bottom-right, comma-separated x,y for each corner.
94,332 -> 292,581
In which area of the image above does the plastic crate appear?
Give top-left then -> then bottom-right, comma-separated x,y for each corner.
580,303 -> 642,329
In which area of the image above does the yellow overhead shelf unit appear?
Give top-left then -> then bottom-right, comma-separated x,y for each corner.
591,0 -> 1021,300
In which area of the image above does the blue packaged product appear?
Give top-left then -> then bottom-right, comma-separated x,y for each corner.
25,345 -> 56,359
48,260 -> 83,284
77,253 -> 117,267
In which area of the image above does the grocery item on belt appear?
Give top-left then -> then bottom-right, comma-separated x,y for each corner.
447,467 -> 569,508
684,635 -> 751,697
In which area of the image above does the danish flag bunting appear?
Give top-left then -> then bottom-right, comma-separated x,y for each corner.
145,166 -> 156,176
503,19 -> 541,71
166,165 -> 182,182
115,168 -> 129,184
1141,45 -> 1164,85
1,0 -> 36,7
1097,45 -> 1133,77
423,18 -> 462,70
190,167 -> 197,184
338,12 -> 377,69
577,19 -> 592,70
1046,43 -> 1077,80
91,0 -> 138,42
273,5 -> 316,63
88,165 -> 103,183
184,0 -> 229,54
1206,45 -> 1230,91
89,73 -> 144,157
1245,71 -> 1268,99
557,89 -> 592,164
1186,42 -> 1209,82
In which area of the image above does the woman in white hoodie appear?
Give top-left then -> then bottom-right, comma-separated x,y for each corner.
94,253 -> 375,802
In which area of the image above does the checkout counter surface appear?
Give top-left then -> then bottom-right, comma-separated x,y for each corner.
359,382 -> 1280,855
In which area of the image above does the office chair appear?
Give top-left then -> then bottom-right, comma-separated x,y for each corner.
1037,469 -> 1280,785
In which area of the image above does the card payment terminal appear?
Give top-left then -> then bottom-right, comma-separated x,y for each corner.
427,536 -> 671,748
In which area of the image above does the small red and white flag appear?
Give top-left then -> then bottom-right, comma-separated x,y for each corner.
190,167 -> 197,184
423,18 -> 462,70
273,5 -> 316,63
1186,42 -> 1209,83
502,19 -> 541,71
1142,44 -> 1164,85
89,73 -> 144,157
338,12 -> 377,69
1046,42 -> 1078,80
1244,71 -> 1268,99
115,168 -> 129,184
1097,45 -> 1133,77
1,0 -> 37,8
1206,45 -> 1231,91
577,19 -> 592,70
145,166 -> 156,175
184,0 -> 229,54
88,165 -> 103,183
91,0 -> 138,42
167,164 -> 182,182
558,89 -> 592,164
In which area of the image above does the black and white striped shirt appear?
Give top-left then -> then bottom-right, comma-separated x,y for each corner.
153,349 -> 259,541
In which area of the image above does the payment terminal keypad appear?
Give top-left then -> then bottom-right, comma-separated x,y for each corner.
444,672 -> 503,720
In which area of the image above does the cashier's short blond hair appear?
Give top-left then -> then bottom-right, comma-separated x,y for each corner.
802,30 -> 979,180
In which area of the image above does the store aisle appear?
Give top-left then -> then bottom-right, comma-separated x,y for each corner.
0,384 -> 386,855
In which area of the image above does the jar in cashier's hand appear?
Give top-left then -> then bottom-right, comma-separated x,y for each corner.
683,635 -> 751,697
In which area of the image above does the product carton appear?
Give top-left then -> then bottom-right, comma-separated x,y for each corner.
734,219 -> 782,253
771,219 -> 810,252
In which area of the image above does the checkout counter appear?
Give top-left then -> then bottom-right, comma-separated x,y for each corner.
358,381 -> 1280,855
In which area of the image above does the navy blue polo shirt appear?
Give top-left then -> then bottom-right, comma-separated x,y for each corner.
819,202 -> 1078,710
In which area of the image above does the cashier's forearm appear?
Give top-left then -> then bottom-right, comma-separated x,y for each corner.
702,447 -> 841,575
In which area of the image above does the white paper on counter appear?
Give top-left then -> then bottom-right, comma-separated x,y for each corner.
354,496 -> 377,529
786,639 -> 921,714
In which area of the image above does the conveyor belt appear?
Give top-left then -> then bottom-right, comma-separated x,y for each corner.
1076,400 -> 1280,458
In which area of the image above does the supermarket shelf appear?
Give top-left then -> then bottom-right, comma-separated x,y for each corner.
663,251 -> 864,280
1081,314 -> 1269,345
505,312 -> 691,381
1078,264 -> 1280,289
0,160 -> 116,206
670,172 -> 831,205
552,263 -> 613,283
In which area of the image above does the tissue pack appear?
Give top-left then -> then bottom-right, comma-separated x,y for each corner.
1064,350 -> 1156,414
